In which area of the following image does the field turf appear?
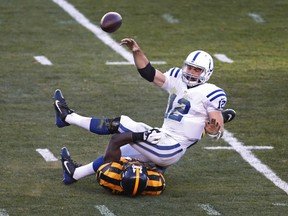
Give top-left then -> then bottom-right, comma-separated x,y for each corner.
1,0 -> 288,215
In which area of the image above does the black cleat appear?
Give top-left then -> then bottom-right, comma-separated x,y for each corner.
60,147 -> 81,185
222,109 -> 236,124
53,89 -> 74,128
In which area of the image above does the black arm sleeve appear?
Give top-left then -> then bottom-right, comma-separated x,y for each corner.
137,62 -> 156,82
132,132 -> 144,142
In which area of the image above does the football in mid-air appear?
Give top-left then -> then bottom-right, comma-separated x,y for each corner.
100,12 -> 122,33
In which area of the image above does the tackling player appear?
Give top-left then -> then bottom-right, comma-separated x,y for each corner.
63,146 -> 166,196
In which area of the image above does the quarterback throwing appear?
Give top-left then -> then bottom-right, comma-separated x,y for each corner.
53,37 -> 235,195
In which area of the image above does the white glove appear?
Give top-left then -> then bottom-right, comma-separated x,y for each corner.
143,128 -> 161,144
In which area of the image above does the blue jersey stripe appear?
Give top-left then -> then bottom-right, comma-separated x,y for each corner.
137,143 -> 183,158
169,68 -> 176,76
142,141 -> 181,150
169,67 -> 181,78
174,68 -> 180,77
206,89 -> 224,98
209,93 -> 226,102
119,124 -> 131,132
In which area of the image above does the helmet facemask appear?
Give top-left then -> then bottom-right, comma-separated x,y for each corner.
182,50 -> 214,87
182,63 -> 206,87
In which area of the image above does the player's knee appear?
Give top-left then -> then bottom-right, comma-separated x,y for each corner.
105,117 -> 120,134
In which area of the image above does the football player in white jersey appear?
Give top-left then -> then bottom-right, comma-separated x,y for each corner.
53,38 -> 235,184
113,38 -> 227,165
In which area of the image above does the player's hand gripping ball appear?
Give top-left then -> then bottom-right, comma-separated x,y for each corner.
100,12 -> 122,33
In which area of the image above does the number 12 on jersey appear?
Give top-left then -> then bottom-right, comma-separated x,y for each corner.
165,94 -> 191,122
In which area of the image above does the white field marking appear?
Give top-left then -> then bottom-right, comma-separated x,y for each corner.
205,146 -> 273,150
95,205 -> 116,216
162,13 -> 179,24
106,60 -> 166,65
105,61 -> 134,65
34,56 -> 53,65
36,148 -> 58,162
222,130 -> 288,195
248,13 -> 265,23
213,54 -> 234,63
0,209 -> 9,216
52,0 -> 133,63
52,0 -> 165,65
272,203 -> 288,206
198,204 -> 221,215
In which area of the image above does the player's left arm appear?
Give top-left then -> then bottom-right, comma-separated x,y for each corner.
206,111 -> 224,137
205,91 -> 227,139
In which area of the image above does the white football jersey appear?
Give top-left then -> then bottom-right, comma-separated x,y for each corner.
161,67 -> 227,148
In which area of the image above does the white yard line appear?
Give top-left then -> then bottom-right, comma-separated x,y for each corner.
52,0 -> 133,63
205,146 -> 273,150
52,0 -> 166,65
162,13 -> 179,24
213,54 -> 234,63
248,13 -> 265,23
36,148 -> 58,162
34,56 -> 53,65
272,203 -> 288,206
198,204 -> 221,215
105,60 -> 167,65
105,61 -> 135,65
0,209 -> 9,216
222,130 -> 288,195
95,205 -> 116,216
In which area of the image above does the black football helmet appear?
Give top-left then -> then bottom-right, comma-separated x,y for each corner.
120,164 -> 148,196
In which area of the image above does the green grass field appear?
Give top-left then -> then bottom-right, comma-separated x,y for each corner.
1,0 -> 288,215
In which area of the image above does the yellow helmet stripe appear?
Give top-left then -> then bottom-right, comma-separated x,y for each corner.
132,168 -> 140,196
